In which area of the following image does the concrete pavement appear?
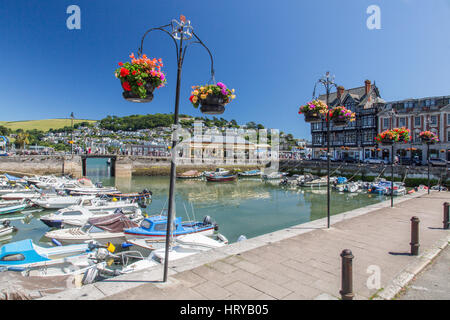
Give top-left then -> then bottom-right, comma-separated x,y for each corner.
397,245 -> 450,300
40,191 -> 450,300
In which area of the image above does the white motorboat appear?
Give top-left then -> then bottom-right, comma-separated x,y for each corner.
345,182 -> 360,193
44,213 -> 140,245
126,232 -> 228,256
32,195 -> 95,209
40,205 -> 143,228
152,233 -> 228,263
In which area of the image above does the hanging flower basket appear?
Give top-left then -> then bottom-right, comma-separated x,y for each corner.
419,131 -> 439,144
299,100 -> 328,123
392,127 -> 411,143
115,53 -> 166,103
328,106 -> 356,127
190,82 -> 235,115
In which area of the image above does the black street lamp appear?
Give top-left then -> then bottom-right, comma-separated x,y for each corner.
312,72 -> 340,228
130,16 -> 215,282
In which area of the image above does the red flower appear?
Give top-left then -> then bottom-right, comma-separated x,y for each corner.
132,70 -> 137,75
120,67 -> 130,77
189,95 -> 194,102
122,81 -> 131,91
137,82 -> 143,86
118,62 -> 123,66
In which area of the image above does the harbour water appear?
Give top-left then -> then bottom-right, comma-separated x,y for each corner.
1,158 -> 389,246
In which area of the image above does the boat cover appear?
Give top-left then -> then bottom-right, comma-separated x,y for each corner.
88,213 -> 138,233
4,173 -> 22,181
179,170 -> 200,177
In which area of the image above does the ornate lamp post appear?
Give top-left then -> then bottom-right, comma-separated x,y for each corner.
121,16 -> 216,282
309,72 -> 342,228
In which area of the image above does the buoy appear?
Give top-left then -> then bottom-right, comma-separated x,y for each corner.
121,242 -> 133,249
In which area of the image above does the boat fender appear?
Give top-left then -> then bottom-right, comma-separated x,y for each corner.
213,223 -> 219,231
237,235 -> 247,242
121,242 -> 133,249
202,215 -> 213,225
52,238 -> 63,246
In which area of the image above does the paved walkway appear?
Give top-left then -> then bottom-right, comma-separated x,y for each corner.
42,191 -> 450,300
397,245 -> 450,300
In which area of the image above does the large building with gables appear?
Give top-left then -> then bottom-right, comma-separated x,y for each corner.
310,80 -> 384,160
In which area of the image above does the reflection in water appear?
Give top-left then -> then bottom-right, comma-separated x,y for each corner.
3,160 -> 388,246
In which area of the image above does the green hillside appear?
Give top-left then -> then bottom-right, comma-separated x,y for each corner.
0,119 -> 97,132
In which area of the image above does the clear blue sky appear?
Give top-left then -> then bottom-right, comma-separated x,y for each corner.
0,0 -> 449,139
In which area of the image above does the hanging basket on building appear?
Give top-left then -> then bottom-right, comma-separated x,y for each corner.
375,128 -> 410,146
115,53 -> 166,103
190,82 -> 235,115
419,131 -> 439,145
299,100 -> 328,123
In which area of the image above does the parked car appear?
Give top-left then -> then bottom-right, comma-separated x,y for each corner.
399,157 -> 421,166
364,158 -> 388,164
428,158 -> 447,167
342,156 -> 357,163
319,155 -> 338,161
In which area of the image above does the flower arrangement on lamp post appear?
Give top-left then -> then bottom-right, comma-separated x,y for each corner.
189,82 -> 236,115
115,53 -> 166,103
298,99 -> 329,123
328,106 -> 356,126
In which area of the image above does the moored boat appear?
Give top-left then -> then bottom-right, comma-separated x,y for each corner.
124,215 -> 216,241
205,174 -> 237,182
238,169 -> 262,177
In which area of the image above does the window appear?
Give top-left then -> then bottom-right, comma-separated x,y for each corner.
430,115 -> 437,125
62,211 -> 82,216
1,253 -> 25,261
399,117 -> 406,127
140,220 -> 151,229
447,114 -> 450,126
426,100 -> 430,107
447,130 -> 450,143
414,116 -> 421,127
383,118 -> 389,128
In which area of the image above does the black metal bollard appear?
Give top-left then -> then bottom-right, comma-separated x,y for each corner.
443,202 -> 449,230
339,249 -> 354,300
410,216 -> 420,256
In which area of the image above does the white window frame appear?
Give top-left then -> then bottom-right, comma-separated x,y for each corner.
398,117 -> 406,127
414,116 -> 421,127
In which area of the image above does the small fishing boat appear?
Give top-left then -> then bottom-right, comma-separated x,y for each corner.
0,239 -> 93,269
44,213 -> 140,245
203,168 -> 230,176
40,205 -> 142,228
261,172 -> 287,180
238,169 -> 262,177
0,220 -> 17,237
102,189 -> 152,201
205,174 -> 237,182
0,202 -> 28,215
124,215 -> 217,241
177,170 -> 203,179
345,182 -> 359,193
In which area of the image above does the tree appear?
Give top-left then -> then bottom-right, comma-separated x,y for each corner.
0,125 -> 10,136
15,132 -> 30,148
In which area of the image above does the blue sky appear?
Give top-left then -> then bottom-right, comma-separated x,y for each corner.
0,0 -> 449,139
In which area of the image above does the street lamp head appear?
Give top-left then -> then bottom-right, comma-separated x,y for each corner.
171,16 -> 193,40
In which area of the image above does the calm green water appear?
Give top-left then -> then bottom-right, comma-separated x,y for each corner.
1,158 -> 388,246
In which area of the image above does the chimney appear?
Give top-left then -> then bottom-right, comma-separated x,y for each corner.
364,80 -> 371,95
337,86 -> 345,100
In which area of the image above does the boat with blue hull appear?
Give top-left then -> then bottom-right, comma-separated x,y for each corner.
0,239 -> 92,269
124,215 -> 216,241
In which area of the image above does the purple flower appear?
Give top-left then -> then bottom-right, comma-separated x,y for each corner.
221,89 -> 227,95
217,82 -> 226,89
